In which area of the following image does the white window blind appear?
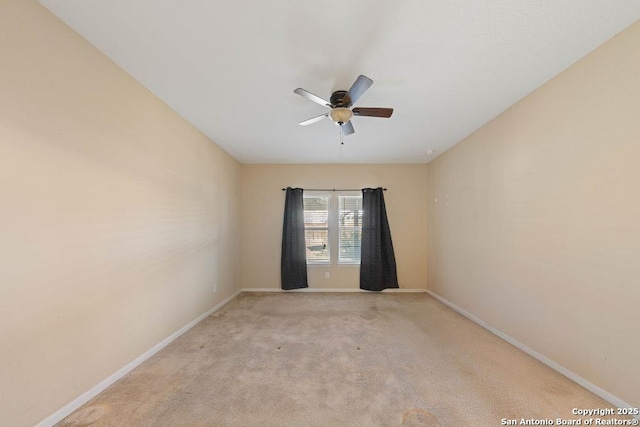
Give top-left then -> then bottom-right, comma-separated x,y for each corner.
303,195 -> 330,263
338,196 -> 362,264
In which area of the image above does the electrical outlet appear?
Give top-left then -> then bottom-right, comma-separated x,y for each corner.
325,272 -> 330,279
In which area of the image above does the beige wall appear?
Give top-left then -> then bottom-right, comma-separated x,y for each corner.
0,1 -> 241,425
427,21 -> 640,406
240,164 -> 428,290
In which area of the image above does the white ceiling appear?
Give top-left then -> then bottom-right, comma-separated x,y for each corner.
38,1 -> 640,164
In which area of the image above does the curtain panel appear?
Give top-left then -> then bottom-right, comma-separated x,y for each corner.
360,187 -> 398,291
281,187 -> 308,290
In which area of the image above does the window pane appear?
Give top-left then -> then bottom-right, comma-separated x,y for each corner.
339,196 -> 362,263
305,229 -> 329,262
304,197 -> 329,227
339,229 -> 361,263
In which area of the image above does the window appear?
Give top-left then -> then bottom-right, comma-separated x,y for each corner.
303,195 -> 330,263
338,196 -> 362,264
303,193 -> 362,264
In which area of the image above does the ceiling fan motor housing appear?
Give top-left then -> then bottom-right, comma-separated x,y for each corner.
330,90 -> 351,108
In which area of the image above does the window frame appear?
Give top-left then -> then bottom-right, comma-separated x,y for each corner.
303,191 -> 362,266
337,195 -> 363,265
303,193 -> 331,265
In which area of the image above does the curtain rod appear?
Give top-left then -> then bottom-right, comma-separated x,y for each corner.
281,188 -> 386,192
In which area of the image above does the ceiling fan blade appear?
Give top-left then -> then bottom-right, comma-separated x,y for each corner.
294,88 -> 331,108
299,113 -> 328,126
352,107 -> 394,118
347,75 -> 373,105
341,120 -> 355,136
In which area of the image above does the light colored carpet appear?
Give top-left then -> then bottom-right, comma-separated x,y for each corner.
57,293 -> 626,426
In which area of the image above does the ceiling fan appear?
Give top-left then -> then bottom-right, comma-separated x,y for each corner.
294,75 -> 393,136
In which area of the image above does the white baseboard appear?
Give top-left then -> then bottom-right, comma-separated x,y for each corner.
242,287 -> 428,293
36,289 -> 242,427
425,290 -> 638,417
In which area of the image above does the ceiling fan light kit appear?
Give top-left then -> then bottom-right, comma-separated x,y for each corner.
329,107 -> 353,125
294,75 -> 393,137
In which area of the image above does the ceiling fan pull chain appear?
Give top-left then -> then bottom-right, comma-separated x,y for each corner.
339,131 -> 343,166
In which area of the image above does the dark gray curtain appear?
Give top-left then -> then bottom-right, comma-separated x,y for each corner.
281,187 -> 308,290
360,188 -> 398,291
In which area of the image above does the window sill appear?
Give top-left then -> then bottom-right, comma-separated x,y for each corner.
306,262 -> 360,267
